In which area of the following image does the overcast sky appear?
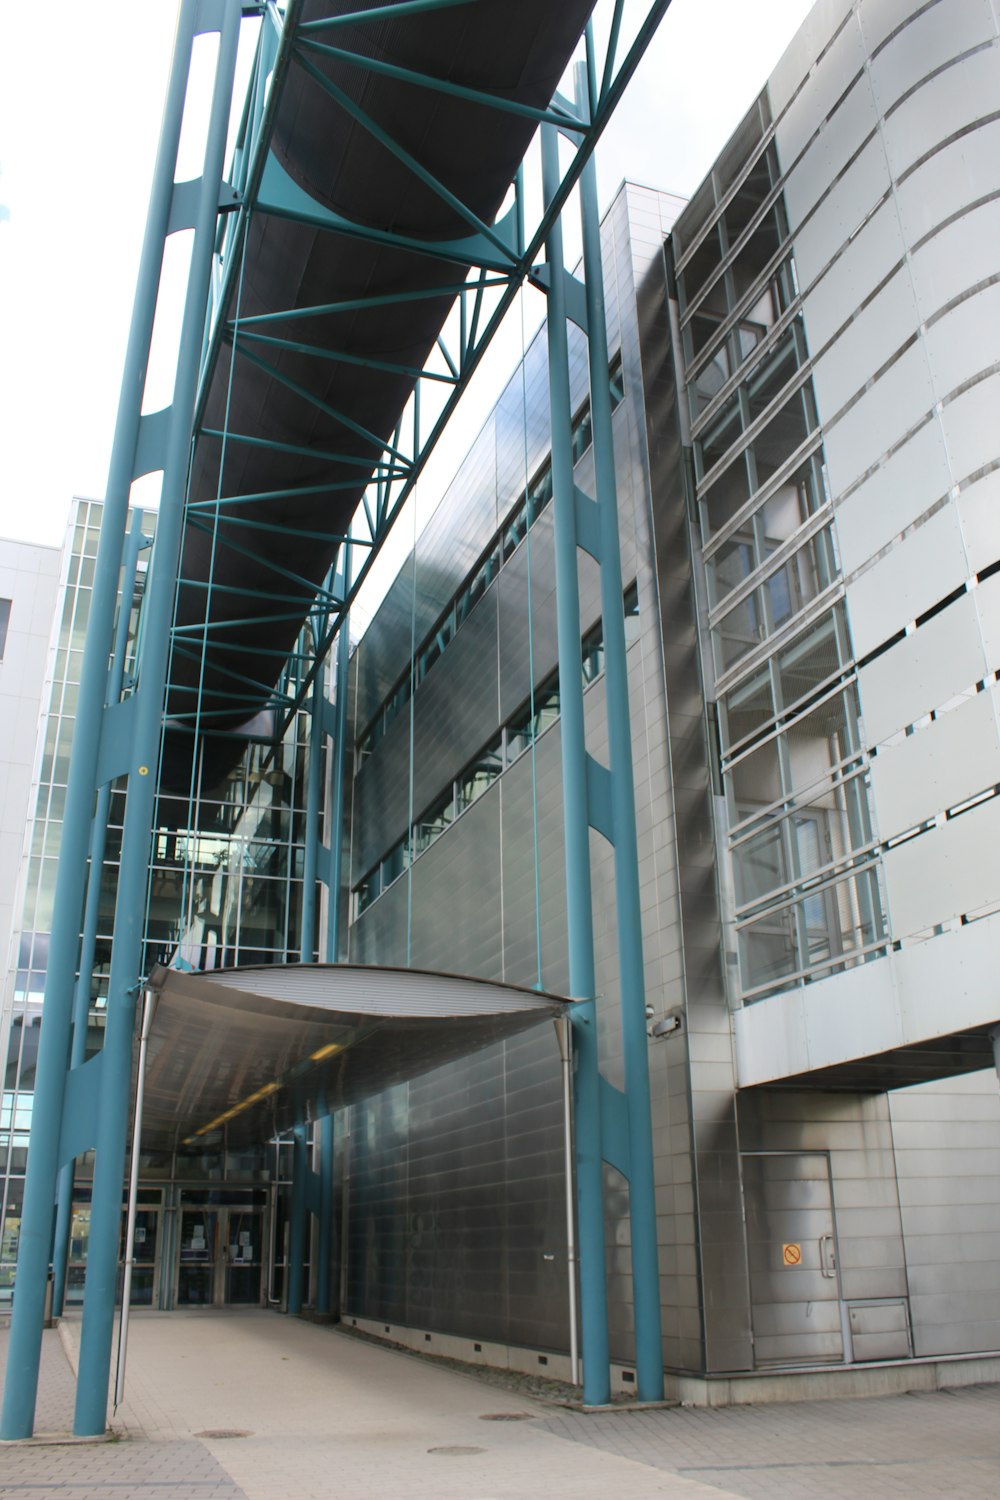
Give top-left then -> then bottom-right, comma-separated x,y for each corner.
0,0 -> 814,558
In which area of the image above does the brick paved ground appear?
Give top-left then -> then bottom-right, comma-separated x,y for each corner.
1,1313 -> 999,1499
539,1382 -> 1000,1499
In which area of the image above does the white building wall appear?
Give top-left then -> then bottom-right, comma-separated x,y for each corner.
737,0 -> 1000,1081
0,537 -> 61,996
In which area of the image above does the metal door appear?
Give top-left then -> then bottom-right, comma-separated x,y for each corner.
742,1151 -> 845,1366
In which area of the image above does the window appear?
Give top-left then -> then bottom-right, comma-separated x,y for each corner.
457,738 -> 502,812
0,598 -> 10,661
413,790 -> 454,856
507,677 -> 560,763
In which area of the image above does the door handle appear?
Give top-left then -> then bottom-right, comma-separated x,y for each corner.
819,1233 -> 837,1279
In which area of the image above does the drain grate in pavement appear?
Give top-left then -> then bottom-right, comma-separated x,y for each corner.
196,1429 -> 253,1439
427,1445 -> 486,1455
480,1412 -> 535,1421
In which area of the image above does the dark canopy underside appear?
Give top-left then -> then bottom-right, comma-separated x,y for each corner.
165,0 -> 595,786
142,962 -> 568,1152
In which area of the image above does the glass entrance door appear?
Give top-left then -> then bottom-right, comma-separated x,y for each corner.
223,1209 -> 262,1304
118,1207 -> 160,1305
177,1208 -> 218,1305
176,1204 -> 264,1306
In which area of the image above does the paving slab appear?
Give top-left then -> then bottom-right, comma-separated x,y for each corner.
3,1311 -> 1000,1499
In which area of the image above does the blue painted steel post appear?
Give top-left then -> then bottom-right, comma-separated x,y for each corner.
287,1123 -> 308,1315
0,5 -> 202,1442
325,570 -> 351,962
579,146 -> 664,1402
72,4 -> 242,1438
316,1114 -> 335,1315
541,123 -> 611,1407
51,515 -> 148,1318
300,649 -> 326,963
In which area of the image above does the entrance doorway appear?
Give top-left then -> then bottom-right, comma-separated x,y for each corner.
742,1150 -> 847,1366
176,1204 -> 264,1307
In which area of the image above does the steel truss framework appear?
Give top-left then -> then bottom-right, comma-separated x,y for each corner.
1,0 -> 671,1439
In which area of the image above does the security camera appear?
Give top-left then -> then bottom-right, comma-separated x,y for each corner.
649,1013 -> 682,1039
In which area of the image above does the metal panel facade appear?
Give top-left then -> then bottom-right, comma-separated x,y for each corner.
334,0 -> 1000,1384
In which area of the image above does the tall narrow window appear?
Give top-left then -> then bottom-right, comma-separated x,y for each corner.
0,598 -> 10,660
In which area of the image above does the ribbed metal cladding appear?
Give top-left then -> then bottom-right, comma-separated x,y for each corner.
344,187 -> 690,1366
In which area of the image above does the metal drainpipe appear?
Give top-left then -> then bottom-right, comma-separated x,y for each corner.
287,1123 -> 308,1314
316,1114 -> 335,1315
555,1016 -> 580,1385
113,989 -> 158,1412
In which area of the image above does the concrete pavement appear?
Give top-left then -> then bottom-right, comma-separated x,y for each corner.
1,1311 -> 999,1498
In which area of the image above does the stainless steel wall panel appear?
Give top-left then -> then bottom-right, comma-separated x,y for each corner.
353,587 -> 500,877
810,268 -> 920,423
940,371 -> 1000,488
958,469 -> 1000,578
868,0 -> 994,115
789,134 -> 887,288
881,41 -> 1000,180
869,685 -> 1000,839
892,909 -> 1000,1041
349,863 -> 409,966
857,590 -> 987,744
499,727 -> 569,995
769,0 -> 855,117
883,791 -> 1000,936
822,340 -> 936,499
845,503 -> 968,659
782,73 -> 879,233
774,6 -> 865,172
834,412 -> 952,575
354,422 -> 499,731
894,117 -> 1000,247
800,199 -> 904,350
409,790 -> 503,981
924,283 -> 1000,428
910,196 -> 1000,332
976,571 -> 1000,663
494,336 -> 552,516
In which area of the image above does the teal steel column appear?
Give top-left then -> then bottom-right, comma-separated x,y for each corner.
541,123 -> 610,1407
52,514 -> 148,1319
73,3 -> 242,1438
316,1114 -> 335,1315
300,651 -> 326,963
579,148 -> 664,1402
0,4 -> 202,1442
287,1123 -> 308,1315
326,552 -> 351,962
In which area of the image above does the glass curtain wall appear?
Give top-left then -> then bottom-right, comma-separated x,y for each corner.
0,500 -> 311,1303
673,93 -> 887,1003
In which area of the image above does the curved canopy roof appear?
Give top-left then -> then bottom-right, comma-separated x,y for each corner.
142,962 -> 569,1151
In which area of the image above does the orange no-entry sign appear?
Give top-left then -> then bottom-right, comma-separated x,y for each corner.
782,1242 -> 802,1266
